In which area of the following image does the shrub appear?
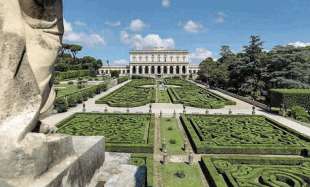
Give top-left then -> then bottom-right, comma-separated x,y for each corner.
117,77 -> 129,84
269,89 -> 310,111
168,127 -> 173,131
169,139 -> 176,144
55,98 -> 68,113
291,106 -> 310,123
174,171 -> 186,179
68,81 -> 74,85
54,70 -> 91,81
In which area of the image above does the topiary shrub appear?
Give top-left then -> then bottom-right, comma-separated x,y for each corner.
174,171 -> 186,178
291,106 -> 310,123
55,98 -> 68,113
167,127 -> 173,131
169,139 -> 176,144
68,81 -> 74,85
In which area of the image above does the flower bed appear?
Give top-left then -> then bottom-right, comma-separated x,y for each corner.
180,114 -> 310,155
57,113 -> 155,153
201,155 -> 310,187
96,79 -> 155,107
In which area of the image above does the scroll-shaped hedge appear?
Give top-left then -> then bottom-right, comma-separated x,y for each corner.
269,89 -> 310,110
201,155 -> 310,187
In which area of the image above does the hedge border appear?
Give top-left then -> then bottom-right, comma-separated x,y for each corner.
180,114 -> 310,156
56,113 -> 155,153
201,155 -> 310,187
130,153 -> 154,187
54,70 -> 91,81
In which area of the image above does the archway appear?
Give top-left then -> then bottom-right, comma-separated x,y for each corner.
164,66 -> 168,74
151,66 -> 155,74
176,66 -> 180,74
182,66 -> 186,74
170,66 -> 174,74
157,66 -> 161,74
139,66 -> 143,74
145,66 -> 149,74
132,66 -> 136,74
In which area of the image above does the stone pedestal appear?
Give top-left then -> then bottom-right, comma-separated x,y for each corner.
0,135 -> 105,187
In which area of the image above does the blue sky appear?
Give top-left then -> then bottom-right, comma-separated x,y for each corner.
63,0 -> 310,64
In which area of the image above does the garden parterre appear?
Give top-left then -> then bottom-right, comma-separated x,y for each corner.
181,114 -> 310,155
201,156 -> 310,187
96,78 -> 156,107
165,78 -> 235,108
57,113 -> 155,153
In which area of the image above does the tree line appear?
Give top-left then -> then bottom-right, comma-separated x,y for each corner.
55,44 -> 103,77
198,35 -> 310,101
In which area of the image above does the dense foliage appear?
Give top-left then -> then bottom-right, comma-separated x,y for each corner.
180,114 -> 310,155
198,36 -> 310,100
57,113 -> 155,153
55,43 -> 103,78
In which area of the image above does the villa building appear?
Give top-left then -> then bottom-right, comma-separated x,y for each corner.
99,48 -> 200,78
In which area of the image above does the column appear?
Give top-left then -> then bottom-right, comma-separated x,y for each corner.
173,66 -> 176,75
142,66 -> 145,75
161,65 -> 164,75
167,65 -> 170,74
135,65 -> 139,75
155,65 -> 158,75
148,66 -> 152,75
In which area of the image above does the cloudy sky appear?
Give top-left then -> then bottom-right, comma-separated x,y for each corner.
63,0 -> 310,65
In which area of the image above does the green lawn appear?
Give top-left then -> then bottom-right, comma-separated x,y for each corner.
160,118 -> 185,154
157,88 -> 171,103
161,163 -> 204,187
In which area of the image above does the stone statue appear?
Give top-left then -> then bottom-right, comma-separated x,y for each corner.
0,0 -> 64,180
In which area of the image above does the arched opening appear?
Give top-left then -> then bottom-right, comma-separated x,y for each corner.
164,66 -> 168,74
157,66 -> 161,74
151,66 -> 155,74
170,66 -> 174,74
176,66 -> 180,74
139,66 -> 143,74
182,66 -> 186,74
132,66 -> 136,74
145,66 -> 149,74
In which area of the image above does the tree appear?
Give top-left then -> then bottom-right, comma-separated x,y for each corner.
198,57 -> 229,87
70,44 -> 82,61
110,70 -> 120,78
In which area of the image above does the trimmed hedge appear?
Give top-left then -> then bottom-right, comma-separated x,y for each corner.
165,78 -> 236,109
54,70 -> 91,81
55,83 -> 107,113
180,114 -> 310,156
57,113 -> 155,153
201,155 -> 310,187
130,154 -> 154,187
117,76 -> 129,84
269,89 -> 310,111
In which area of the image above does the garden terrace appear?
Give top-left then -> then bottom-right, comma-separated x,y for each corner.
201,155 -> 310,187
181,114 -> 310,155
165,78 -> 235,108
96,79 -> 155,107
57,113 -> 155,153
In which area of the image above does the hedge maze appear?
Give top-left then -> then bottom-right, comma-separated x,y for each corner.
57,113 -> 155,153
201,156 -> 310,186
96,79 -> 156,107
165,78 -> 235,109
181,114 -> 310,155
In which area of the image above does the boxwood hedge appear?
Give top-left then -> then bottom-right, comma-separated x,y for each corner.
269,89 -> 310,110
57,113 -> 155,153
54,70 -> 91,81
180,114 -> 310,156
201,155 -> 310,187
130,154 -> 154,187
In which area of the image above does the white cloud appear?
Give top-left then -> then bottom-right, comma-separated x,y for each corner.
105,21 -> 121,27
120,31 -> 175,50
162,0 -> 171,8
190,48 -> 213,63
216,12 -> 225,23
130,19 -> 146,32
64,19 -> 105,47
74,20 -> 87,27
288,41 -> 310,48
112,59 -> 129,65
183,20 -> 203,33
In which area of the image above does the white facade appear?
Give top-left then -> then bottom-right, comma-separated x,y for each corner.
99,48 -> 199,78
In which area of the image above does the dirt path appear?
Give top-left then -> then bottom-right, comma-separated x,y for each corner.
153,116 -> 163,187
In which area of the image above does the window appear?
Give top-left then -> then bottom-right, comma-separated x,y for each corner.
170,56 -> 173,62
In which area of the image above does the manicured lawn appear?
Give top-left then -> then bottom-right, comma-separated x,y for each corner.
96,78 -> 156,107
160,118 -> 185,154
202,155 -> 310,186
157,86 -> 171,103
161,163 -> 204,187
181,114 -> 310,155
165,78 -> 235,109
57,113 -> 155,153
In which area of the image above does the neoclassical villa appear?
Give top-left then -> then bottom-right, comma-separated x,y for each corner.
99,48 -> 200,78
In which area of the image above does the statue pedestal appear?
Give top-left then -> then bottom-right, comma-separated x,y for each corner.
0,135 -> 105,187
